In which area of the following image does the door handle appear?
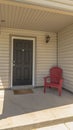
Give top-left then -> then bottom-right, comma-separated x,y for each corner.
13,60 -> 15,63
13,63 -> 15,66
13,60 -> 15,66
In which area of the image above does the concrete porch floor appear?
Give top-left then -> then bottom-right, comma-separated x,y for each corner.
0,87 -> 73,130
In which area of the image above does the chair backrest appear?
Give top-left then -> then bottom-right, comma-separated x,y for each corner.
50,67 -> 62,84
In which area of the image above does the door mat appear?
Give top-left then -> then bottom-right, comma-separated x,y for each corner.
13,89 -> 33,95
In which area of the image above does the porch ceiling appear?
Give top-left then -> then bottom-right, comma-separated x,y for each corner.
0,1 -> 73,32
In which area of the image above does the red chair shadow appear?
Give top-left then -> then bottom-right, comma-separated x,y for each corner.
44,67 -> 63,96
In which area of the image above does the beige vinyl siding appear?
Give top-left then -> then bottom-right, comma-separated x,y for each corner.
58,24 -> 73,92
0,27 -> 57,89
0,32 -> 9,89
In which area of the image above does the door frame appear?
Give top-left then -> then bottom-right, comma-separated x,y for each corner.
11,36 -> 36,88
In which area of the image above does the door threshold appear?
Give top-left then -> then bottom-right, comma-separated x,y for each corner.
11,85 -> 33,90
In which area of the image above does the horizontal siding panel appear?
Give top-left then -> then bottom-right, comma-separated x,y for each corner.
0,70 -> 9,74
37,58 -> 56,60
59,65 -> 73,68
0,84 -> 9,88
59,61 -> 73,64
0,44 -> 9,47
0,50 -> 9,53
59,54 -> 73,57
64,76 -> 73,81
62,68 -> 73,71
0,78 -> 9,81
0,58 -> 9,61
37,63 -> 56,67
59,49 -> 73,53
0,64 -> 9,67
37,48 -> 56,51
0,80 -> 9,85
64,71 -> 73,75
64,81 -> 73,88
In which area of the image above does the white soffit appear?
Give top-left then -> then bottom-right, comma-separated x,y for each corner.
0,0 -> 73,32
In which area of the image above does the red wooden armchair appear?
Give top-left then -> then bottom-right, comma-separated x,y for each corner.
44,67 -> 63,96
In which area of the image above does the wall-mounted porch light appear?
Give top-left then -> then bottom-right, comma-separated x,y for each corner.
46,35 -> 50,43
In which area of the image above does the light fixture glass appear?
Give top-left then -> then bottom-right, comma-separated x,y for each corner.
46,35 -> 50,43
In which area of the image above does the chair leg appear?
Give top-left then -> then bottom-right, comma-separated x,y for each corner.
58,87 -> 62,96
44,86 -> 46,93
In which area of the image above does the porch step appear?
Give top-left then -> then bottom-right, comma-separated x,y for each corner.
1,116 -> 73,130
1,104 -> 73,130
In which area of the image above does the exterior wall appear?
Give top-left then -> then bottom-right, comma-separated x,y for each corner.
58,24 -> 73,92
0,27 -> 57,89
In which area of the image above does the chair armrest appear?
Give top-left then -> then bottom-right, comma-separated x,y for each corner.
44,76 -> 50,84
44,76 -> 50,86
44,76 -> 50,80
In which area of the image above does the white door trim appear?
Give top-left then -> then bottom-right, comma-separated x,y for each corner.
11,36 -> 35,88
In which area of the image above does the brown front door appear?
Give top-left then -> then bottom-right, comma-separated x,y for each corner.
13,39 -> 33,86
